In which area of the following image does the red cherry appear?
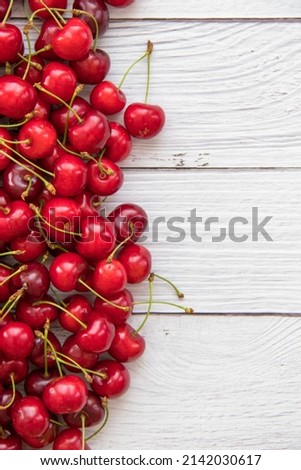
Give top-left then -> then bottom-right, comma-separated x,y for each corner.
104,0 -> 134,6
50,97 -> 90,136
29,331 -> 61,369
86,158 -> 124,196
0,356 -> 29,384
59,294 -> 92,332
93,259 -> 127,297
12,396 -> 50,438
109,323 -> 145,362
70,49 -> 110,85
108,203 -> 148,243
17,118 -> 57,160
9,262 -> 50,301
0,128 -> 13,171
0,321 -> 35,359
10,230 -> 47,263
53,428 -> 90,450
43,375 -> 88,414
53,155 -> 88,197
23,421 -> 58,448
0,200 -> 34,242
40,62 -> 78,105
75,215 -> 115,261
124,103 -> 165,139
0,389 -> 22,427
41,197 -> 81,244
90,81 -> 126,115
68,109 -> 110,154
14,55 -> 45,85
33,95 -> 51,120
94,288 -> 133,325
74,190 -> 101,217
0,76 -> 37,120
52,18 -> 93,61
118,244 -> 152,283
0,23 -> 23,63
49,252 -> 88,292
104,122 -> 132,163
25,369 -> 60,397
0,1 -> 10,22
35,18 -> 61,60
91,359 -> 130,398
15,295 -> 58,329
28,0 -> 67,19
62,334 -> 98,372
3,163 -> 43,202
0,430 -> 23,450
0,264 -> 13,302
75,311 -> 115,354
72,0 -> 109,37
63,391 -> 105,427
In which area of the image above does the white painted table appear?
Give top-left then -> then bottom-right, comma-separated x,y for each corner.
15,1 -> 301,449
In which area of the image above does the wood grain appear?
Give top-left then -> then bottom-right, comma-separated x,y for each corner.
90,315 -> 301,449
107,169 -> 301,314
13,0 -> 301,20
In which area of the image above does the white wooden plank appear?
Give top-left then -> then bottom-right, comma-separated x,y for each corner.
89,315 -> 301,449
13,0 -> 301,19
105,169 -> 301,314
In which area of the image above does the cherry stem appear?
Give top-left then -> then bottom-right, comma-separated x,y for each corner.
57,140 -> 91,160
17,54 -> 42,71
62,84 -> 85,146
134,300 -> 193,313
1,148 -> 55,194
33,300 -> 87,329
34,215 -> 69,253
35,330 -> 63,377
73,9 -> 99,51
118,42 -> 152,91
0,264 -> 28,287
106,223 -> 134,263
29,204 -> 82,237
0,206 -> 10,215
50,418 -> 65,428
0,113 -> 34,128
81,414 -> 86,450
86,398 -> 109,441
22,29 -> 32,81
1,141 -> 54,178
0,250 -> 25,257
134,274 -> 153,335
22,0 -> 40,33
38,2 -> 65,27
145,40 -> 153,104
0,288 -> 26,320
85,153 -> 113,177
34,83 -> 83,122
78,279 -> 130,312
43,319 -> 50,378
54,353 -> 93,383
21,175 -> 33,201
152,273 -> 184,299
2,0 -> 13,25
0,374 -> 15,410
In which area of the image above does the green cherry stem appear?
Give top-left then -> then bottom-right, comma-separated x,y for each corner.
152,273 -> 184,299
145,40 -> 153,104
81,413 -> 86,450
118,41 -> 153,91
134,300 -> 194,313
33,300 -> 87,329
78,278 -> 130,312
134,274 -> 153,335
50,418 -> 65,428
0,112 -> 35,128
0,264 -> 28,287
22,27 -> 33,81
55,352 -> 107,381
35,330 -> 63,377
34,83 -> 83,122
106,223 -> 134,263
2,0 -> 13,25
1,141 -> 55,178
0,373 -> 15,410
0,288 -> 26,320
62,84 -> 85,146
86,398 -> 109,441
0,250 -> 25,257
29,204 -> 82,237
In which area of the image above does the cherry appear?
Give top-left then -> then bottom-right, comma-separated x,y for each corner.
124,103 -> 165,139
9,262 -> 50,300
53,428 -> 90,450
33,95 -> 51,120
40,196 -> 81,244
23,420 -> 58,448
0,0 -> 10,22
0,200 -> 34,242
59,294 -> 92,333
53,154 -> 88,197
94,288 -> 133,325
30,331 -> 61,369
3,163 -> 43,202
91,359 -> 130,398
63,391 -> 105,428
0,76 -> 37,120
50,97 -> 90,137
15,295 -> 58,329
40,62 -> 78,105
108,203 -> 148,243
61,334 -> 98,372
109,323 -> 145,362
0,23 -> 23,63
75,311 -> 115,354
74,190 -> 101,217
75,214 -> 115,260
0,321 -> 35,359
104,122 -> 132,163
0,389 -> 22,427
49,252 -> 88,291
12,396 -> 50,438
104,0 -> 134,6
0,429 -> 23,450
25,369 -> 60,397
73,0 -> 109,37
0,357 -> 29,384
28,0 -> 67,19
17,118 -> 57,160
52,18 -> 93,61
93,259 -> 127,297
43,375 -> 88,414
0,264 -> 14,302
35,18 -> 61,60
86,158 -> 124,196
90,81 -> 126,115
10,230 -> 47,263
118,244 -> 152,283
68,109 -> 110,155
14,55 -> 45,85
70,49 -> 110,85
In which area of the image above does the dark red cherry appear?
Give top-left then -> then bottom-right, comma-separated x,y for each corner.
124,103 -> 165,139
0,76 -> 37,120
59,294 -> 92,333
49,252 -> 88,291
15,295 -> 58,329
0,0 -> 10,22
10,230 -> 47,263
104,122 -> 132,163
29,331 -> 61,369
0,389 -> 22,427
0,357 -> 29,384
24,368 -> 60,397
33,94 -> 51,120
23,420 -> 58,448
0,264 -> 13,302
91,359 -> 130,398
53,428 -> 90,450
11,396 -> 50,438
62,334 -> 98,372
53,155 -> 88,197
35,18 -> 61,60
0,321 -> 35,359
109,323 -> 145,362
94,288 -> 133,325
70,48 -> 110,84
63,391 -> 105,427
52,18 -> 93,61
40,62 -> 78,105
73,0 -> 109,37
0,430 -> 23,450
75,215 -> 115,261
28,0 -> 67,19
86,158 -> 124,196
108,203 -> 148,243
3,163 -> 43,201
43,375 -> 88,414
9,262 -> 50,300
0,23 -> 23,63
93,259 -> 127,297
75,311 -> 115,354
90,81 -> 126,115
118,244 -> 152,283
68,109 -> 110,155
74,190 -> 101,217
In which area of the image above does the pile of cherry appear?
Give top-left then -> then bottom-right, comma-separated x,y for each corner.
0,0 -> 191,451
